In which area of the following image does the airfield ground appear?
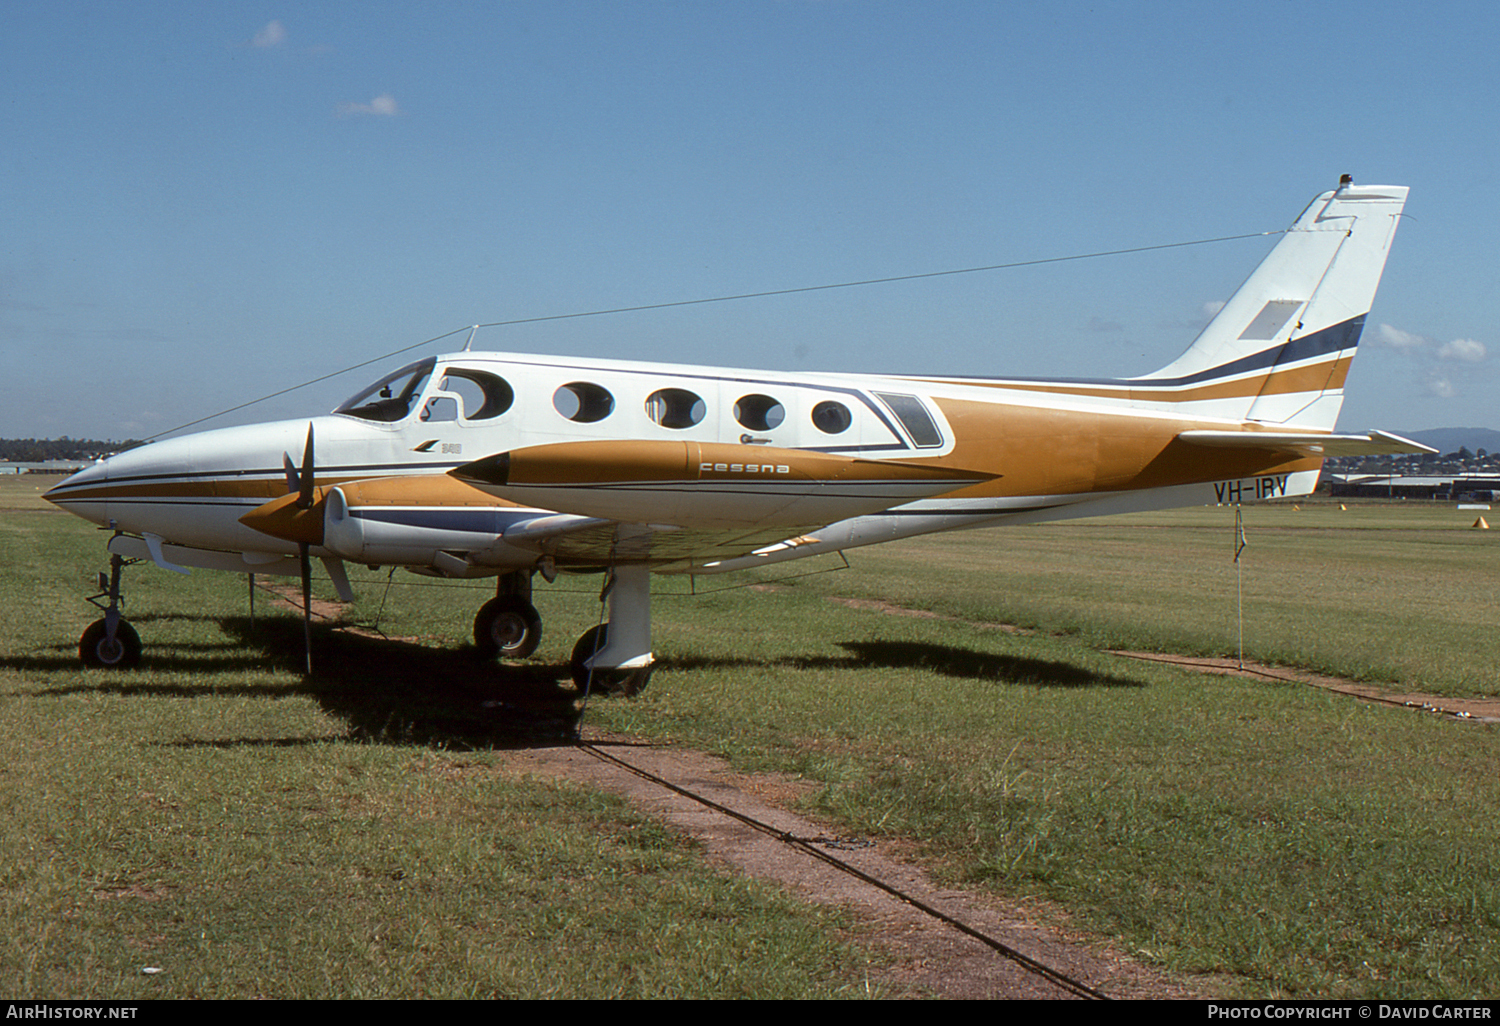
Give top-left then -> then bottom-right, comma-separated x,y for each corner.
3,476 -> 1498,998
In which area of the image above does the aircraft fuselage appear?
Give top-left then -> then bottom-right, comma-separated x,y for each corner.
45,349 -> 1318,578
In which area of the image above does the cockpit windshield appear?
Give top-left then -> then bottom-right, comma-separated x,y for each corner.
334,358 -> 436,423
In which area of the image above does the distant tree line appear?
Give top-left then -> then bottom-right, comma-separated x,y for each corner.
0,437 -> 144,462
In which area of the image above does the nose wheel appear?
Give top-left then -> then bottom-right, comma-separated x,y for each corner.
80,618 -> 142,668
79,543 -> 142,669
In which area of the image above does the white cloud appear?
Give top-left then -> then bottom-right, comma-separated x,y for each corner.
337,93 -> 401,117
1201,300 -> 1226,321
1377,323 -> 1428,349
251,20 -> 287,48
1439,337 -> 1487,363
1426,375 -> 1457,398
1376,324 -> 1487,363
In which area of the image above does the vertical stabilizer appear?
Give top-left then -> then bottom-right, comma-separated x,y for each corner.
1141,178 -> 1407,429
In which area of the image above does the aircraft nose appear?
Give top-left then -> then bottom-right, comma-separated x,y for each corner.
41,435 -> 197,529
43,459 -> 109,514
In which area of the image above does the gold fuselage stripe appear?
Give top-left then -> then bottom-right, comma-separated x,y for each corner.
911,354 -> 1353,405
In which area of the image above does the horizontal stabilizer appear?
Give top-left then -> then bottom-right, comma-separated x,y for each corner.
1177,429 -> 1437,457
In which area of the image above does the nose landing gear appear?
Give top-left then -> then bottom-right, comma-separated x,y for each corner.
79,545 -> 142,669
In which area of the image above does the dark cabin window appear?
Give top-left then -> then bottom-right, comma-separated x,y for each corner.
554,382 -> 615,423
811,400 -> 852,435
734,394 -> 785,432
645,388 -> 706,429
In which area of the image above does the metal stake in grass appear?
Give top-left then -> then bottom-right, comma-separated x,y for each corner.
1234,504 -> 1247,670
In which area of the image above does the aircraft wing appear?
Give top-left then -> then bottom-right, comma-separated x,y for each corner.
449,438 -> 995,569
236,467 -> 842,577
234,441 -> 990,577
1176,429 -> 1437,457
499,516 -> 827,570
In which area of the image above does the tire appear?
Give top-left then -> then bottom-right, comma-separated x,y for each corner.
79,618 -> 142,669
569,624 -> 651,695
473,597 -> 543,659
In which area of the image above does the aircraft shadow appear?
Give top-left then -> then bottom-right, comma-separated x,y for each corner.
670,639 -> 1145,689
218,616 -> 586,748
6,617 -> 587,748
9,620 -> 1140,749
2,639 -> 293,687
833,640 -> 1144,688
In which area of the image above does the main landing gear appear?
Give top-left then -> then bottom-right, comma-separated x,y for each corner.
79,546 -> 142,669
77,543 -> 656,694
472,565 -> 655,696
569,565 -> 654,696
473,571 -> 543,659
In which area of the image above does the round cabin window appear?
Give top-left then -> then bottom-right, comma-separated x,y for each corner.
554,382 -> 615,423
811,400 -> 852,434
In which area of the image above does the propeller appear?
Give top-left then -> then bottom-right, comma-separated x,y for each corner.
293,423 -> 315,676
239,424 -> 322,675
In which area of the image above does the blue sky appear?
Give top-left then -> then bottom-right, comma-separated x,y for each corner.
3,0 -> 1497,440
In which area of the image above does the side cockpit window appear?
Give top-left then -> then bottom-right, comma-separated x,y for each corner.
436,369 -> 514,420
420,396 -> 459,422
336,359 -> 435,423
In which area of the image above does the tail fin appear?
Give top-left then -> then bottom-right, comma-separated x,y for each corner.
1142,177 -> 1408,430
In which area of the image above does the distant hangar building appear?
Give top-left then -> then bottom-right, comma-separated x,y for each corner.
1323,472 -> 1500,501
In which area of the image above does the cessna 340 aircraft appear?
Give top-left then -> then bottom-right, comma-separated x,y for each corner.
45,177 -> 1432,692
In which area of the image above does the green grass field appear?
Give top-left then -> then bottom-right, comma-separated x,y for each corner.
833,499 -> 1500,700
4,476 -> 1499,998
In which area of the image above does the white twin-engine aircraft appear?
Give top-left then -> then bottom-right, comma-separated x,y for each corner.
46,178 -> 1432,692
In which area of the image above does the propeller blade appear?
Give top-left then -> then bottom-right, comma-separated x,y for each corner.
300,542 -> 313,676
297,424 -> 316,674
282,452 -> 301,495
298,423 -> 316,511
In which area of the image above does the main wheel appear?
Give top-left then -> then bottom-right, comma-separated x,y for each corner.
79,618 -> 142,669
569,625 -> 652,696
473,597 -> 543,659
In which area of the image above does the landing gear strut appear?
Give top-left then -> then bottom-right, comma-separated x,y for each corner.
79,544 -> 142,669
569,564 -> 654,695
473,570 -> 542,659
